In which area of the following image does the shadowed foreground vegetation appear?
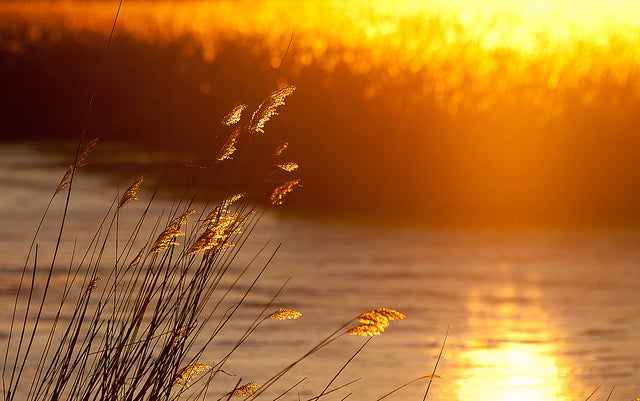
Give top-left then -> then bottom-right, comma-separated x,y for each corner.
0,84 -> 450,400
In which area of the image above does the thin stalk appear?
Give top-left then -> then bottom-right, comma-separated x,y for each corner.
422,326 -> 448,401
311,338 -> 372,400
583,386 -> 600,401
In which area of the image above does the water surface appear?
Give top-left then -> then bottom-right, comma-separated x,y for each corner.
1,143 -> 638,400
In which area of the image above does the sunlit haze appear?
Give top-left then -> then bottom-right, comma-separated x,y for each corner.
2,0 -> 640,118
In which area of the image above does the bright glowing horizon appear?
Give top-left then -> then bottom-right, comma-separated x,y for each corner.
2,0 -> 640,118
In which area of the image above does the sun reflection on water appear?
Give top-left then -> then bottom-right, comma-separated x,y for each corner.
2,0 -> 640,118
454,276 -> 575,401
457,342 -> 569,401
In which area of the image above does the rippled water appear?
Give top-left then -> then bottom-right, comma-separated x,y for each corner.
1,143 -> 639,400
2,2 -> 640,399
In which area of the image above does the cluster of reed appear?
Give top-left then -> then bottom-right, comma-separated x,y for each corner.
0,86 -> 442,400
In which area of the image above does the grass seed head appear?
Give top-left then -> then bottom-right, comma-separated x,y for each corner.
357,311 -> 390,329
202,193 -> 244,227
232,382 -> 260,397
370,308 -> 406,321
75,137 -> 100,168
276,162 -> 299,172
273,141 -> 289,156
127,245 -> 146,270
249,85 -> 296,134
55,166 -> 74,195
151,209 -> 196,253
222,104 -> 248,126
348,323 -> 383,337
268,308 -> 302,320
55,137 -> 100,195
172,323 -> 197,346
173,361 -> 211,387
87,274 -> 102,293
118,175 -> 144,209
188,211 -> 246,254
350,308 -> 405,336
216,127 -> 241,162
269,179 -> 302,205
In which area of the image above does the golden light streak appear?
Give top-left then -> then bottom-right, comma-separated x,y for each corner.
457,343 -> 567,401
454,276 -> 576,401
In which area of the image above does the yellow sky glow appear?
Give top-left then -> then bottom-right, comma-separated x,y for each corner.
2,0 -> 640,118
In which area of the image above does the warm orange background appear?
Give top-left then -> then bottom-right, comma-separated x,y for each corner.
1,1 -> 640,227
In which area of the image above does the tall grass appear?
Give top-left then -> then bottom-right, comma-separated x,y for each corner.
0,87 -> 445,400
0,3 -> 445,399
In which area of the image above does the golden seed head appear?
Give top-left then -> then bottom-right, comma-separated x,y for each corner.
55,137 -> 100,195
269,179 -> 302,206
173,361 -> 211,387
232,382 -> 259,397
268,308 -> 302,320
222,104 -> 247,126
203,193 -> 245,226
276,162 -> 299,172
87,274 -> 102,293
357,311 -> 390,329
150,209 -> 196,253
118,175 -> 144,209
55,165 -> 74,195
347,323 -> 383,337
370,308 -> 406,321
216,127 -> 241,162
273,142 -> 289,156
187,211 -> 246,255
249,86 -> 296,134
76,137 -> 100,168
127,246 -> 146,270
172,323 -> 197,346
350,308 -> 405,336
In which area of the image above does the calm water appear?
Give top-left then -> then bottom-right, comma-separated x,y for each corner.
2,3 -> 640,399
1,143 -> 639,400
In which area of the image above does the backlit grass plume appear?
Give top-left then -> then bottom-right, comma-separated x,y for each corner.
222,104 -> 248,126
276,162 -> 299,172
357,311 -> 390,329
186,211 -> 247,254
150,208 -> 196,252
273,142 -> 289,156
86,274 -> 102,293
249,85 -> 296,134
268,308 -> 302,320
118,175 -> 144,209
172,324 -> 196,347
348,308 -> 406,337
348,323 -> 384,337
127,245 -> 146,270
269,179 -> 302,205
216,126 -> 241,162
173,362 -> 211,387
232,381 -> 260,397
201,193 -> 244,227
55,137 -> 99,194
364,307 -> 406,322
